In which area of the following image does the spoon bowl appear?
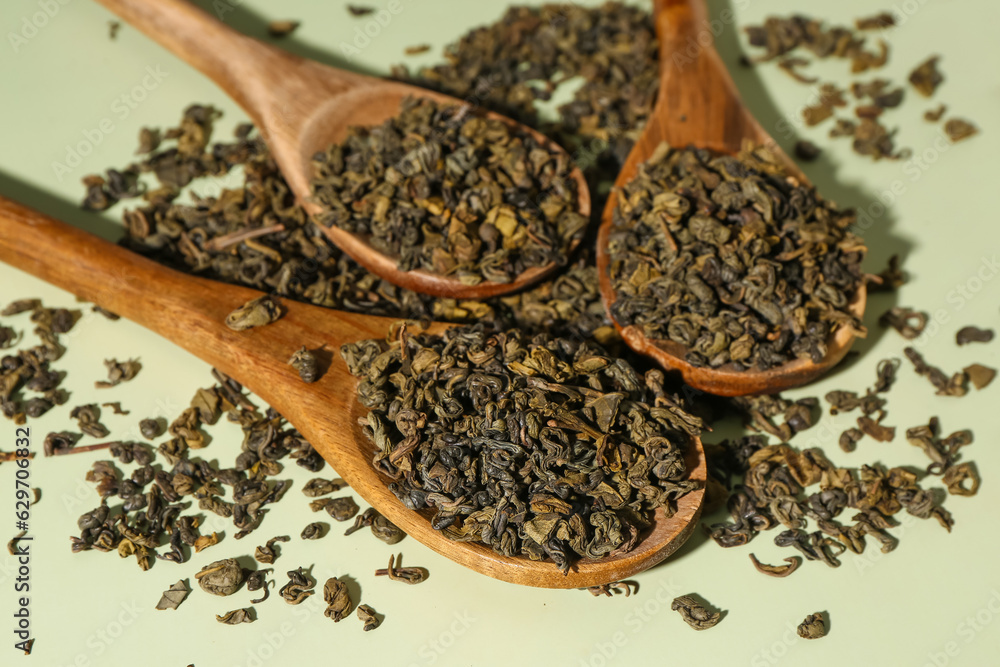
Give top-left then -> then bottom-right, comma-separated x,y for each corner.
0,194 -> 703,588
596,0 -> 866,397
96,0 -> 590,300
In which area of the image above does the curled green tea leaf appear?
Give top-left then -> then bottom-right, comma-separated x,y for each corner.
224,295 -> 282,331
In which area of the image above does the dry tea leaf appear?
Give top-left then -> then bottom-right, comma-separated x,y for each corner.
216,608 -> 255,624
909,56 -> 943,97
855,13 -> 894,30
194,532 -> 220,553
357,604 -> 381,631
225,295 -> 282,331
301,477 -> 347,497
287,347 -> 319,383
196,558 -> 244,596
255,535 -> 290,564
280,568 -> 315,605
857,416 -> 895,442
942,463 -> 979,496
956,326 -> 993,345
904,347 -> 967,397
878,307 -> 927,339
267,20 -> 299,38
246,570 -> 272,604
584,582 -> 637,597
798,613 -> 827,639
748,554 -> 801,578
324,496 -> 360,522
944,118 -> 978,143
155,580 -> 190,610
323,577 -> 353,621
404,44 -> 431,55
345,508 -> 406,545
95,358 -> 141,388
138,418 -> 162,440
671,595 -> 722,630
964,364 -> 995,390
375,554 -> 428,585
347,4 -> 373,16
101,402 -> 129,415
924,105 -> 947,122
300,522 -> 325,540
838,427 -> 864,452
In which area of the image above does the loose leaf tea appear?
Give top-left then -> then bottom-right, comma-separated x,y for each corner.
748,553 -> 800,578
671,595 -> 722,630
310,97 -> 587,285
342,325 -> 702,572
300,522 -> 325,540
942,463 -> 979,497
584,581 -> 637,597
345,508 -> 406,545
155,580 -> 190,610
909,56 -> 943,97
246,569 -> 272,604
904,347 -> 967,397
963,364 -> 995,390
323,497 -> 360,522
357,604 -> 381,631
794,140 -> 821,161
404,44 -> 431,55
607,143 -> 865,372
944,118 -> 977,143
95,358 -> 141,388
855,13 -> 895,30
138,418 -> 162,440
797,613 -> 827,639
216,608 -> 255,624
301,478 -> 347,497
102,402 -> 129,415
280,568 -> 315,605
196,559 -> 244,596
71,404 -> 110,439
288,347 -> 319,383
323,577 -> 353,622
878,307 -> 927,339
374,554 -> 428,585
225,295 -> 282,331
347,5 -> 373,16
255,535 -> 290,564
955,326 -> 994,345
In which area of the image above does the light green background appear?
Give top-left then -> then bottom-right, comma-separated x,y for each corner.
1,1 -> 999,666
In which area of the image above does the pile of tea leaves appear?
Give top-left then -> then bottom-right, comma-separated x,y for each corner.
607,143 -> 866,371
309,97 -> 588,284
341,325 -> 703,573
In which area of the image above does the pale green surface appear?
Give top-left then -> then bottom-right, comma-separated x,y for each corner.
0,1 -> 999,666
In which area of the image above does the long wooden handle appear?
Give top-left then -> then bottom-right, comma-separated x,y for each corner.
651,0 -> 761,153
0,195 -> 228,332
93,0 -> 365,132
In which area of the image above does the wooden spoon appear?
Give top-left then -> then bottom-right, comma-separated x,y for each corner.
0,195 -> 704,589
596,0 -> 866,397
94,0 -> 590,300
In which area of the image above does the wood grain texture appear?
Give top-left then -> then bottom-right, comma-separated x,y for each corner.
0,194 -> 703,588
95,0 -> 590,300
596,0 -> 866,397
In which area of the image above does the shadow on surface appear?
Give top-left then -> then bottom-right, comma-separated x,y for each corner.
0,170 -> 122,242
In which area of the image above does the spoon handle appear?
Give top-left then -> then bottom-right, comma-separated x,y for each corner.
93,0 -> 366,134
652,0 -> 762,153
